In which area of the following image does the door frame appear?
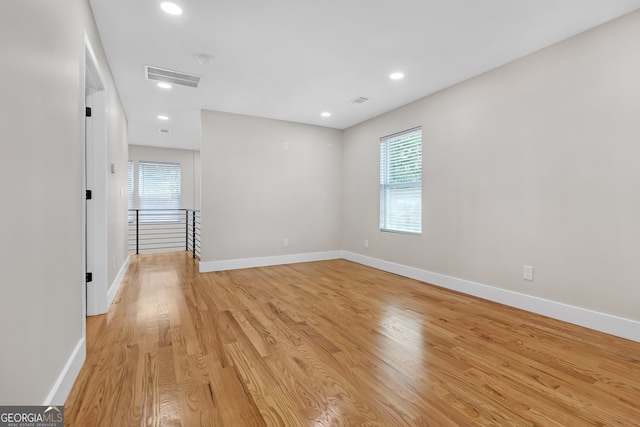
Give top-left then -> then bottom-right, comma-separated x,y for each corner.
83,34 -> 109,319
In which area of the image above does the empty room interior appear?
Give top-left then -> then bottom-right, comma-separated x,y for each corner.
2,0 -> 640,425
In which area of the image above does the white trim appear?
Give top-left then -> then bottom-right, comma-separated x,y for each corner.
108,256 -> 130,306
81,33 -> 89,343
341,251 -> 640,343
199,251 -> 342,272
43,338 -> 86,406
84,34 -> 106,94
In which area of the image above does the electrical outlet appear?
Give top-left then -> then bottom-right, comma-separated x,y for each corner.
283,142 -> 289,150
523,265 -> 534,281
283,238 -> 289,247
364,239 -> 369,248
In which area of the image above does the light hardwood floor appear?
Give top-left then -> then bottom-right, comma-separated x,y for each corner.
66,251 -> 640,426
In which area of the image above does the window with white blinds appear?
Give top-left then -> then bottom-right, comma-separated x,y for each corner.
127,161 -> 134,222
138,161 -> 181,222
380,127 -> 422,234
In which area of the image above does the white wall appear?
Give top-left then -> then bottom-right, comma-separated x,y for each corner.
342,10 -> 640,323
104,53 -> 129,294
129,144 -> 201,210
0,0 -> 128,404
200,111 -> 342,266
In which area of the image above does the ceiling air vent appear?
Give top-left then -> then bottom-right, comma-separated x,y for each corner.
159,129 -> 170,134
145,65 -> 200,88
349,96 -> 369,104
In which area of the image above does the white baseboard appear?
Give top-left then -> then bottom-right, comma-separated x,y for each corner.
43,258 -> 127,406
108,256 -> 130,306
44,337 -> 86,406
342,251 -> 640,343
199,250 -> 342,272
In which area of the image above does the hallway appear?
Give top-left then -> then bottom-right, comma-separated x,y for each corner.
65,252 -> 640,426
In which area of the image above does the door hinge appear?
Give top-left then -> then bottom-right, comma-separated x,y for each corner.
86,190 -> 92,200
86,272 -> 93,283
86,107 -> 92,117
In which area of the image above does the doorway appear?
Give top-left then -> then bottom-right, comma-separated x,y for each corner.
84,37 -> 108,317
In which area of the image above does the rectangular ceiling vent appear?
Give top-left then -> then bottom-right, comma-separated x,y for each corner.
145,65 -> 200,88
349,96 -> 369,104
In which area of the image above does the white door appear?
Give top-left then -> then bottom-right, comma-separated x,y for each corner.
84,40 -> 108,316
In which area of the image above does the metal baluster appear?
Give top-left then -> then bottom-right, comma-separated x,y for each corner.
185,209 -> 189,252
192,210 -> 197,259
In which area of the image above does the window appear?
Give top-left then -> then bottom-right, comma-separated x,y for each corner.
138,161 -> 181,221
380,127 -> 422,234
127,161 -> 134,222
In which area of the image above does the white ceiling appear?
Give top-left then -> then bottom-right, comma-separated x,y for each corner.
89,0 -> 640,151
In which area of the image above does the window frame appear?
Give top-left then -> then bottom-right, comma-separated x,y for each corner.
137,161 -> 182,223
379,127 -> 423,235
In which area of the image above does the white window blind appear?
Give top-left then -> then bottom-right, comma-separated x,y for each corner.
380,127 -> 422,234
138,161 -> 181,221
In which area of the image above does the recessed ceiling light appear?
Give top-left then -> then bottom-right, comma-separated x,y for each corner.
321,112 -> 331,117
157,82 -> 172,89
160,2 -> 182,15
390,72 -> 404,80
157,115 -> 169,120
